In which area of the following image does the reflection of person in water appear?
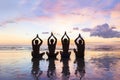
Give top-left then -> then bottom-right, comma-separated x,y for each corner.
47,58 -> 56,79
31,58 -> 42,80
32,34 -> 45,58
61,59 -> 70,79
74,34 -> 85,58
75,58 -> 85,80
46,32 -> 58,58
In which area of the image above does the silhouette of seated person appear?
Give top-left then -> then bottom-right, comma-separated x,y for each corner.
31,58 -> 42,80
61,58 -> 70,79
74,58 -> 85,80
60,32 -> 71,58
47,58 -> 57,79
74,34 -> 85,58
46,32 -> 58,58
32,34 -> 45,58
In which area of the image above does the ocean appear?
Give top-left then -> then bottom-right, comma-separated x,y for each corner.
0,44 -> 120,80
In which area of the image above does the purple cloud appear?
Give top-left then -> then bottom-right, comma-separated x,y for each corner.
18,0 -> 120,17
82,28 -> 92,32
82,23 -> 120,38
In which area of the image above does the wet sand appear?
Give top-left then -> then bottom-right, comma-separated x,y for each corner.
0,47 -> 120,80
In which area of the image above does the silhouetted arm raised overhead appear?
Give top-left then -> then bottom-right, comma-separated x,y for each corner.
48,33 -> 52,45
32,36 -> 37,45
75,35 -> 79,45
52,33 -> 57,44
80,35 -> 85,45
65,32 -> 70,43
37,34 -> 43,45
61,32 -> 66,42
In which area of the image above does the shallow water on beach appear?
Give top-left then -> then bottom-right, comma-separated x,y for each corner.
0,46 -> 120,80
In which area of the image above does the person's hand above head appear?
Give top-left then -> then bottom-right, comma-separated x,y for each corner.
79,34 -> 81,37
65,31 -> 66,34
51,32 -> 53,35
36,34 -> 39,37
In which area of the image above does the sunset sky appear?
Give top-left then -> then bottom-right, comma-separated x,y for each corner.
0,0 -> 120,45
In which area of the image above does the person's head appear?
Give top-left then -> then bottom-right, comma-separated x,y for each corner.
35,40 -> 39,44
64,38 -> 68,43
50,39 -> 54,44
79,40 -> 82,44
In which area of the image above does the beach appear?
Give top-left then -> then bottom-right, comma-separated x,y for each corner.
0,0 -> 120,80
0,45 -> 120,80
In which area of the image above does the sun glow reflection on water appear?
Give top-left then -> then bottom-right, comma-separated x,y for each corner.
0,46 -> 120,80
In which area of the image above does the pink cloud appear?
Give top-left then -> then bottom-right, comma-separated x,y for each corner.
0,7 -> 108,28
111,3 -> 120,18
114,3 -> 120,11
1,1 -> 120,31
31,0 -> 75,14
109,3 -> 120,29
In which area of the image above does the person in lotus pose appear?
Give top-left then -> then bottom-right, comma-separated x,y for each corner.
60,32 -> 71,58
46,32 -> 58,58
32,34 -> 44,58
61,32 -> 70,53
74,34 -> 85,58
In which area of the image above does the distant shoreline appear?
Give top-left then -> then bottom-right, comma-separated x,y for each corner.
0,44 -> 119,51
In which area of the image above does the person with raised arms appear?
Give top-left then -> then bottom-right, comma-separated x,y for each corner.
46,32 -> 58,58
74,34 -> 85,58
60,32 -> 71,58
32,34 -> 45,58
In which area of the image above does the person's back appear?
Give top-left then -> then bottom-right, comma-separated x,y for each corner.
48,33 -> 57,54
33,43 -> 40,53
31,34 -> 45,58
62,39 -> 69,53
32,40 -> 40,53
48,39 -> 56,54
74,34 -> 85,58
77,40 -> 85,53
32,34 -> 43,54
61,32 -> 70,53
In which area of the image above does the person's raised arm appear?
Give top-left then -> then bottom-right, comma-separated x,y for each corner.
48,33 -> 52,45
61,32 -> 66,42
75,35 -> 79,45
80,35 -> 85,45
37,34 -> 43,45
65,32 -> 70,43
52,33 -> 57,44
32,35 -> 37,45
